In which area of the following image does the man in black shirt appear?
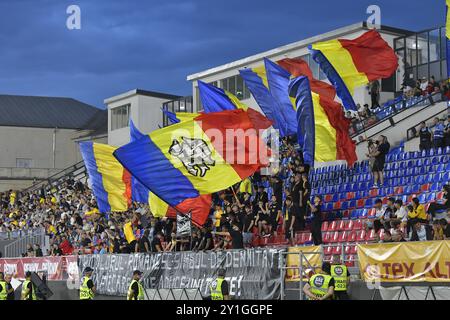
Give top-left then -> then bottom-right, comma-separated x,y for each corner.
199,227 -> 214,251
268,195 -> 282,234
241,205 -> 255,247
270,176 -> 283,205
284,197 -> 296,245
308,196 -> 323,245
151,232 -> 164,252
5,274 -> 14,300
138,229 -> 151,253
368,135 -> 390,188
417,121 -> 432,151
213,223 -> 244,250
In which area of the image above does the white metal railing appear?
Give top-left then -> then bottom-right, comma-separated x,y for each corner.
3,228 -> 48,258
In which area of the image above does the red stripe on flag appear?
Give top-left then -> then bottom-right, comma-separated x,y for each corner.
122,169 -> 132,207
196,110 -> 271,179
339,30 -> 398,82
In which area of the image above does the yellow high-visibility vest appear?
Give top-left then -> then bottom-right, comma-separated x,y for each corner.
127,280 -> 145,300
330,264 -> 348,292
21,280 -> 37,300
0,281 -> 7,300
309,274 -> 332,299
210,278 -> 225,300
80,276 -> 94,300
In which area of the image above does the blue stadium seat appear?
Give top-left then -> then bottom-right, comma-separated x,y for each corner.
430,183 -> 440,192
426,193 -> 436,202
359,209 -> 368,219
350,210 -> 360,220
411,184 -> 420,194
341,202 -> 348,210
414,176 -> 424,185
418,194 -> 426,203
441,172 -> 450,183
364,198 -> 374,208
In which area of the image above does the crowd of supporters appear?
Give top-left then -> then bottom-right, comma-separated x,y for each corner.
0,134 -> 449,258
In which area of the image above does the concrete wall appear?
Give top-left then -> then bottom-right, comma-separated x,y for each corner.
107,94 -> 174,147
0,126 -> 81,169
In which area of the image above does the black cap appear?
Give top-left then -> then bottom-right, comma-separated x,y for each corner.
217,268 -> 226,277
25,271 -> 32,278
133,270 -> 142,276
321,262 -> 331,274
84,267 -> 93,273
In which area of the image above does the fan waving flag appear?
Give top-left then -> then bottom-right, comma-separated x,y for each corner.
289,76 -> 357,166
198,81 -> 248,113
310,30 -> 398,111
79,142 -> 131,213
114,109 -> 271,208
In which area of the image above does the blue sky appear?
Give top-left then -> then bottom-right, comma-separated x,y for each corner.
0,0 -> 443,108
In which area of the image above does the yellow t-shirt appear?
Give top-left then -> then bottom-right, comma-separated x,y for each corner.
239,178 -> 252,194
214,209 -> 223,227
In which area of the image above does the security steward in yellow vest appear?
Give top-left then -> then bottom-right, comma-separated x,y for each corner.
80,267 -> 96,300
127,270 -> 145,300
21,271 -> 37,301
0,272 -> 8,301
330,255 -> 350,300
303,262 -> 335,300
209,268 -> 229,300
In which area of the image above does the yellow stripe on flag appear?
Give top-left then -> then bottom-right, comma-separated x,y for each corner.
92,143 -> 128,212
252,66 -> 269,88
175,112 -> 199,122
149,192 -> 170,218
225,91 -> 248,110
312,93 -> 337,162
311,39 -> 369,95
149,120 -> 242,195
447,0 -> 450,39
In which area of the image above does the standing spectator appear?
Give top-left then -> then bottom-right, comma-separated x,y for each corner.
213,223 -> 244,250
151,232 -> 164,252
445,114 -> 450,147
241,205 -> 255,247
308,196 -> 323,246
268,195 -> 282,236
432,117 -> 445,149
291,173 -> 304,231
417,121 -> 432,151
283,197 -> 296,245
367,135 -> 390,188
369,80 -> 380,109
138,229 -> 151,253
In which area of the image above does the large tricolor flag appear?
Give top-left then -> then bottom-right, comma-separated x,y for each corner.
130,120 -> 211,226
447,0 -> 450,78
289,76 -> 357,166
239,66 -> 290,137
114,109 -> 271,211
310,30 -> 398,111
198,80 -> 248,112
79,142 -> 131,213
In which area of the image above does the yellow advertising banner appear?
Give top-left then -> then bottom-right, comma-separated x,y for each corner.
358,241 -> 450,283
285,246 -> 323,282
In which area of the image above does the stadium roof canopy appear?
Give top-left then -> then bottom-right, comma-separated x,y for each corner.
0,94 -> 107,131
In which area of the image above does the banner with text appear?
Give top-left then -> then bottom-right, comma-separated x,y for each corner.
285,246 -> 323,281
0,256 -> 78,281
78,248 -> 284,299
358,241 -> 450,283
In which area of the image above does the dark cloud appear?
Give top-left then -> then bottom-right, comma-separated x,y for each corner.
0,0 -> 441,107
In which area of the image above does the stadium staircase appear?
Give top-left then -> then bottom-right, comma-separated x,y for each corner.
354,93 -> 448,160
252,146 -> 450,267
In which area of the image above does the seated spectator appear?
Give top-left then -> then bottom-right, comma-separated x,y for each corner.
432,221 -> 444,241
410,221 -> 433,242
393,199 -> 408,226
439,219 -> 450,240
373,199 -> 386,232
427,185 -> 449,218
390,220 -> 406,242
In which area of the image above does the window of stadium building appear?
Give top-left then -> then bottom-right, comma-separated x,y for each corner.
219,75 -> 250,100
16,158 -> 33,168
111,104 -> 131,131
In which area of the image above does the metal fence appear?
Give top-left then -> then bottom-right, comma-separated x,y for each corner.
3,228 -> 48,258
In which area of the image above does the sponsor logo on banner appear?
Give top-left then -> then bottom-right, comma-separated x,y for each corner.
358,241 -> 450,283
0,256 -> 77,280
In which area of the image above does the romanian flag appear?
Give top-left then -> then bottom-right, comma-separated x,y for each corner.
447,0 -> 450,78
264,58 -> 299,136
240,66 -> 288,137
289,76 -> 357,166
310,30 -> 398,111
280,58 -> 356,166
198,81 -> 248,112
113,109 -> 271,209
163,109 -> 199,125
79,142 -> 131,213
130,120 -> 211,225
